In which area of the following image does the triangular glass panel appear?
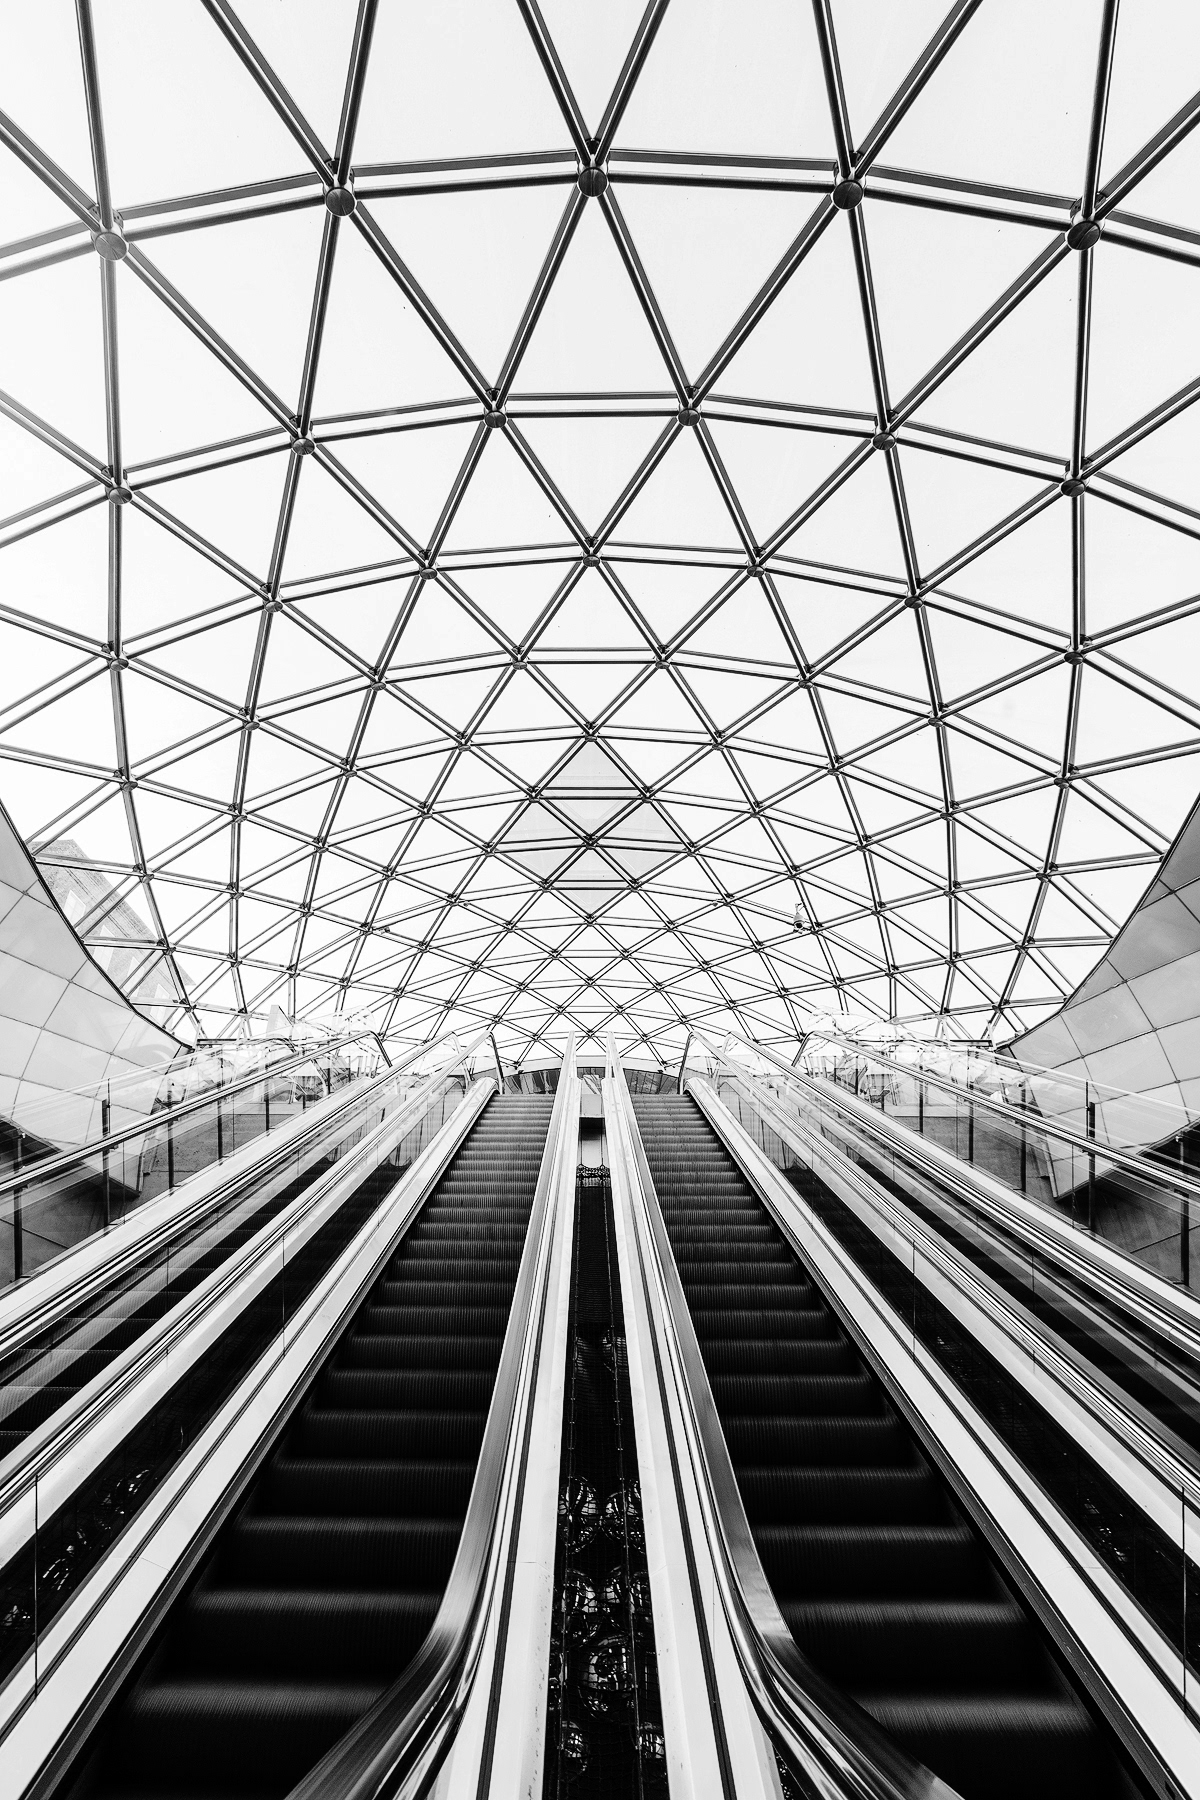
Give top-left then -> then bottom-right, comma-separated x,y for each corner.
778,453 -> 909,582
867,200 -> 1053,407
719,215 -> 877,413
482,670 -> 574,735
618,183 -> 824,381
258,613 -> 358,704
775,579 -> 894,668
0,255 -> 107,455
1083,498 -> 1200,636
520,416 -> 667,538
442,429 -> 567,553
389,583 -> 502,667
538,567 -> 644,650
961,664 -> 1073,762
284,457 -> 410,583
148,210 -> 326,410
881,0 -> 1101,194
684,582 -> 796,667
453,563 -> 567,648
397,666 -> 498,732
1086,243 -> 1200,456
312,219 -> 474,418
514,201 -> 672,396
911,253 -> 1079,460
1074,667 -> 1189,765
607,669 -> 703,734
899,446 -> 1050,581
826,611 -> 930,701
1104,398 -> 1200,519
159,452 -> 289,581
946,503 -> 1073,636
613,561 -> 727,646
0,414 -> 89,545
684,667 -> 791,732
707,422 -> 857,550
370,186 -> 569,384
294,580 -> 409,669
545,660 -> 640,723
144,613 -> 260,710
619,0 -> 832,158
356,1 -> 567,161
926,607 -> 1045,704
334,425 -> 480,553
615,427 -> 743,550
115,261 -> 279,468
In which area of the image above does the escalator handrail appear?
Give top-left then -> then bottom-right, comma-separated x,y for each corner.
707,1048 -> 1200,1367
285,1038 -> 579,1800
607,1042 -> 956,1800
716,1028 -> 1200,1207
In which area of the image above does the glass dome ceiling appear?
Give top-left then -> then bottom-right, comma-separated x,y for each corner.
2,0 -> 1200,1063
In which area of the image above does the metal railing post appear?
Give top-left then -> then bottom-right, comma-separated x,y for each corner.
1086,1091 -> 1096,1232
216,1090 -> 224,1162
1019,1083 -> 1028,1195
1181,1137 -> 1190,1288
12,1130 -> 24,1281
101,1086 -> 112,1229
264,1078 -> 271,1135
166,1097 -> 176,1192
917,1078 -> 924,1135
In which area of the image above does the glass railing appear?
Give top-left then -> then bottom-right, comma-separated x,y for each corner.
5,1029 -> 388,1163
0,1031 -> 394,1288
794,1026 -> 1194,1159
698,1030 -> 1200,1292
0,1038 -> 487,1696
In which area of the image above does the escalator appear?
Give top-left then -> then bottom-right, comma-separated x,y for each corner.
631,1093 -> 1137,1800
67,1093 -> 554,1800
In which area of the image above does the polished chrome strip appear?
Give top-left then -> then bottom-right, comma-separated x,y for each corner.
4,1075 -> 493,1800
689,1076 -> 1200,1800
285,1040 -> 579,1800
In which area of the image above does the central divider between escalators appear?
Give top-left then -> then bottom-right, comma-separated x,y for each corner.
543,1162 -> 667,1798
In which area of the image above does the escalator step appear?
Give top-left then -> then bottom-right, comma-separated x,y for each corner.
220,1516 -> 463,1587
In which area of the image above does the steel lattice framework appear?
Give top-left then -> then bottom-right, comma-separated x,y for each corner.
2,0 -> 1200,1064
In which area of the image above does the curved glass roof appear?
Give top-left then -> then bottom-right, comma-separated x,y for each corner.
2,1 -> 1200,1062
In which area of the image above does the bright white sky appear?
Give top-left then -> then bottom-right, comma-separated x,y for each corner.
1,0 -> 1198,1063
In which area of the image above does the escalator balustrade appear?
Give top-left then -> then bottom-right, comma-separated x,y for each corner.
70,1094 -> 554,1800
631,1093 -> 1135,1800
